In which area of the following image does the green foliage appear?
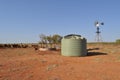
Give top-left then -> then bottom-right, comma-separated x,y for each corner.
39,34 -> 47,44
116,39 -> 120,44
39,34 -> 62,44
46,35 -> 53,44
52,34 -> 62,44
39,34 -> 62,48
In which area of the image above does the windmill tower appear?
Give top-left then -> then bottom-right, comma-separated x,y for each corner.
94,21 -> 104,42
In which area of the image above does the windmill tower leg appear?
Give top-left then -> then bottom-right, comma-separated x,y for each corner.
95,27 -> 102,42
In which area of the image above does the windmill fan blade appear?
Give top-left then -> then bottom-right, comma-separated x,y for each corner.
95,21 -> 99,27
95,21 -> 98,26
101,22 -> 104,25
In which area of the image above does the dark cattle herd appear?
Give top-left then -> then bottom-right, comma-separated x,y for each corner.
0,43 -> 38,48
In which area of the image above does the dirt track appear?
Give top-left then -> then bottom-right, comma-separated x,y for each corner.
0,44 -> 120,80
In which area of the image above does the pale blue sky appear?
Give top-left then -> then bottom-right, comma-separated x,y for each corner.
0,0 -> 120,43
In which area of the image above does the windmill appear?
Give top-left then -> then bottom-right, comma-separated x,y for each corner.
94,21 -> 104,42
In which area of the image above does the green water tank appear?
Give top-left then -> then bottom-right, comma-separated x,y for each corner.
61,34 -> 87,57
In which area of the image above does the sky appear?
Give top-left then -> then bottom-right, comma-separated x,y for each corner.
0,0 -> 120,43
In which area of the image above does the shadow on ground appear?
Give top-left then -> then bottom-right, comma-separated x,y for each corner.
87,48 -> 107,56
87,52 -> 107,56
87,48 -> 100,51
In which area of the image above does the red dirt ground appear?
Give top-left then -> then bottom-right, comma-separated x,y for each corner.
0,44 -> 120,80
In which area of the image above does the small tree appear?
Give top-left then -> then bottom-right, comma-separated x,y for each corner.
39,34 -> 47,48
46,35 -> 53,48
52,34 -> 62,48
116,39 -> 120,44
39,34 -> 62,48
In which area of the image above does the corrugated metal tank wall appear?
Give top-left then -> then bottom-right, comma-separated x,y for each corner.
61,34 -> 87,57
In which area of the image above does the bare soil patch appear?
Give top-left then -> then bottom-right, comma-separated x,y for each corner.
0,44 -> 120,80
